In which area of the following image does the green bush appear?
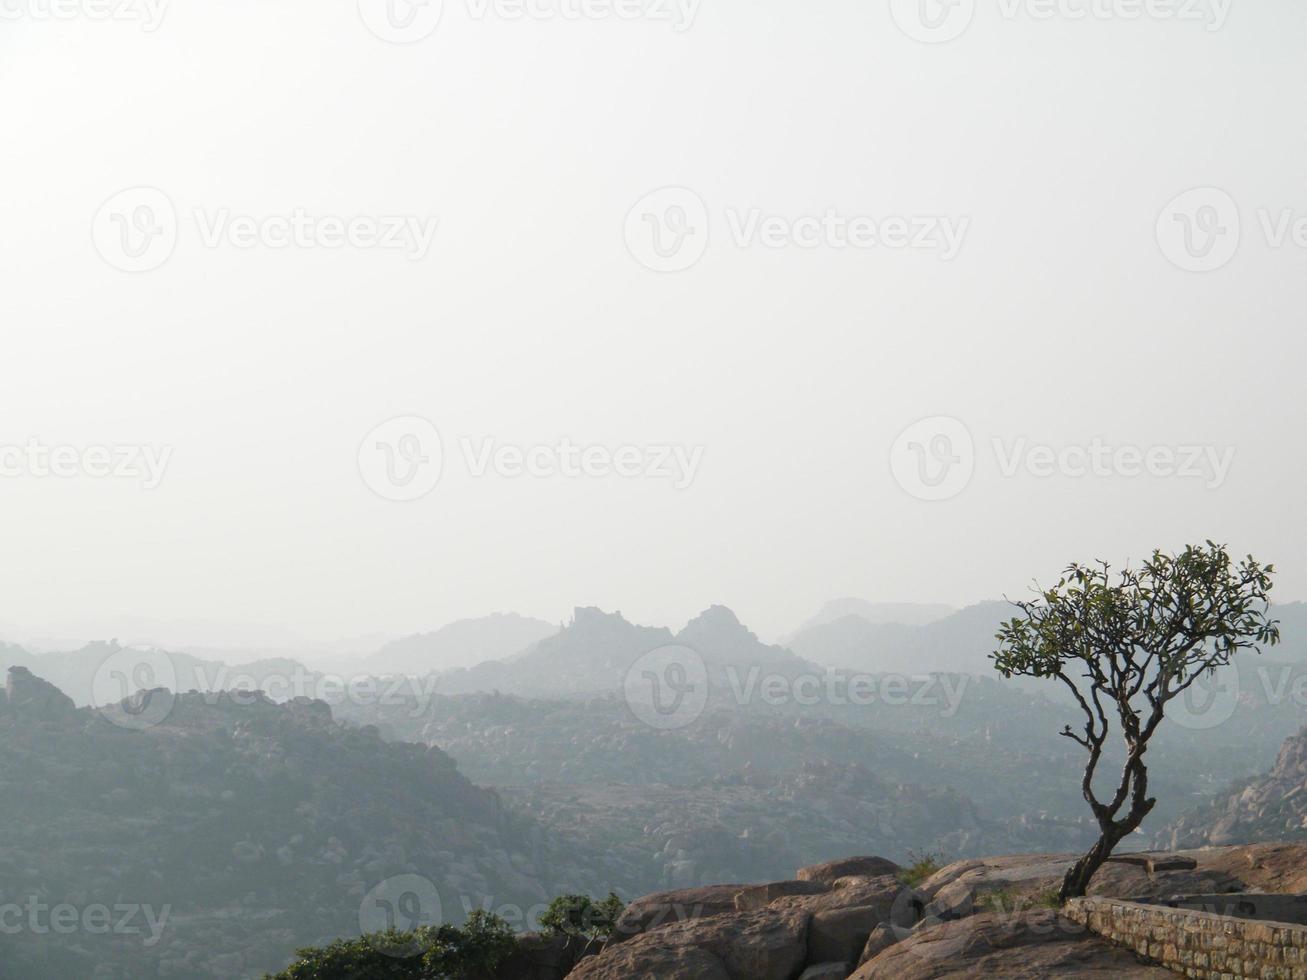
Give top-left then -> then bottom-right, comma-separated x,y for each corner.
267,911 -> 517,980
539,893 -> 625,941
898,851 -> 944,888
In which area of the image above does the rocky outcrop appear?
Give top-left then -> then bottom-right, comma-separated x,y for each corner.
1160,725 -> 1307,848
570,858 -> 914,979
567,844 -> 1307,979
0,677 -> 566,979
2,665 -> 76,720
796,857 -> 901,886
607,884 -> 745,945
849,909 -> 1173,978
571,907 -> 811,980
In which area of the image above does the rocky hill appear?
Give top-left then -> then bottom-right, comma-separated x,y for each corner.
1160,724 -> 1307,849
368,613 -> 557,675
271,843 -> 1307,979
571,843 -> 1307,979
434,606 -> 816,699
0,668 -> 564,979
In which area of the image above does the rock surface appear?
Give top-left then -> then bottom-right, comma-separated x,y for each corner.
1161,724 -> 1307,848
849,910 -> 1174,978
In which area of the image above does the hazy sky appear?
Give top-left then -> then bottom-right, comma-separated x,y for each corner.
2,1 -> 1305,649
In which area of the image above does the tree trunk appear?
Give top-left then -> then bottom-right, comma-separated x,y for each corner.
1058,830 -> 1122,902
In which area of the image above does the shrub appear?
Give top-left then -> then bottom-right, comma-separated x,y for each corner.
898,851 -> 944,888
539,893 -> 625,941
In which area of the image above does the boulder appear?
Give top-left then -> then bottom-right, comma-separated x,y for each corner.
606,885 -> 747,946
809,905 -> 887,967
798,965 -> 850,980
573,908 -> 810,980
798,857 -> 901,887
849,910 -> 1174,978
857,923 -> 899,964
772,875 -> 916,923
734,880 -> 829,911
565,941 -> 731,980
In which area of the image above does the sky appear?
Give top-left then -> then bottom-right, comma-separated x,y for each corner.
1,0 -> 1305,651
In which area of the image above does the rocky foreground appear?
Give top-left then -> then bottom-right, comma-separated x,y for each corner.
531,843 -> 1307,979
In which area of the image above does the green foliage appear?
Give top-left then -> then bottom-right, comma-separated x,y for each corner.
267,911 -> 517,980
898,851 -> 944,888
539,893 -> 625,941
991,542 -> 1280,899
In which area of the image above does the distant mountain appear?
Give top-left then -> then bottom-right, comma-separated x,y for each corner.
368,613 -> 557,675
435,606 -> 816,699
0,641 -> 316,709
787,599 -> 955,638
1159,723 -> 1307,849
0,667 -> 566,979
786,600 -> 1011,675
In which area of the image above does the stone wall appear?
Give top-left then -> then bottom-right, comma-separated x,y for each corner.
1065,895 -> 1307,979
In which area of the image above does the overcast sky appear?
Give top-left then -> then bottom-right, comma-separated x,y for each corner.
1,1 -> 1305,650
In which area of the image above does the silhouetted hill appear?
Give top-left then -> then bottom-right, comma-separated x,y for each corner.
0,668 -> 563,979
434,607 -> 817,698
369,613 -> 557,675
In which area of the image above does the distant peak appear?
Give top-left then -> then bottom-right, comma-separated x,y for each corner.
570,607 -> 628,626
688,605 -> 742,628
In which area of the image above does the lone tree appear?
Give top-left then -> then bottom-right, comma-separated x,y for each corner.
992,542 -> 1279,902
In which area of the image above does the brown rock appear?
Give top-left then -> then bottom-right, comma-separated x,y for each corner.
849,910 -> 1174,978
734,880 -> 829,911
810,905 -> 887,967
606,884 -> 744,946
858,923 -> 899,964
798,857 -> 901,887
572,908 -> 810,980
798,964 -> 850,980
